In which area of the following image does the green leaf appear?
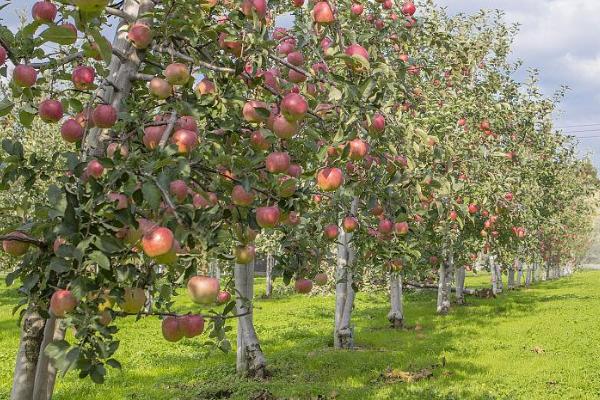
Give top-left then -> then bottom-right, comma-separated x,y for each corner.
94,236 -> 124,254
0,98 -> 14,117
89,30 -> 112,65
49,257 -> 71,273
40,26 -> 77,45
89,251 -> 110,270
142,181 -> 161,210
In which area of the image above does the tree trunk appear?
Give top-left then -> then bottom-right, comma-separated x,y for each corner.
11,307 -> 46,400
545,262 -> 550,280
455,265 -> 466,305
234,261 -> 267,378
516,262 -> 523,287
334,228 -> 356,349
32,317 -> 67,400
265,253 -> 274,298
496,262 -> 503,292
437,251 -> 453,315
387,273 -> 404,328
490,255 -> 499,295
507,265 -> 515,290
525,263 -> 532,286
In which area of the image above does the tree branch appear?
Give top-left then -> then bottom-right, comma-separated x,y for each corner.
116,310 -> 251,319
106,6 -> 133,21
0,234 -> 47,249
158,110 -> 178,148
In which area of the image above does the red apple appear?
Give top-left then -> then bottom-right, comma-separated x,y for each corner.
280,93 -> 308,121
149,78 -> 172,99
351,3 -> 364,15
468,203 -> 478,214
179,314 -> 205,338
256,206 -> 281,228
164,63 -> 190,86
345,44 -> 369,68
107,192 -> 128,210
162,316 -> 183,342
449,210 -> 458,221
287,51 -> 304,66
143,125 -> 165,149
128,23 -> 153,49
243,100 -> 269,123
32,1 -> 57,22
312,1 -> 334,24
295,278 -> 313,293
142,227 -> 174,257
250,131 -> 270,151
196,78 -> 215,95
0,46 -> 6,66
216,291 -> 231,304
323,224 -> 339,240
169,180 -> 188,202
287,164 -> 302,177
394,221 -> 409,235
314,273 -> 328,286
241,0 -> 267,19
171,129 -> 199,154
106,142 -> 129,159
187,275 -> 220,304
50,290 -> 77,318
39,99 -> 63,123
401,1 -> 416,16
86,159 -> 104,179
72,66 -> 95,90
342,216 -> 359,232
13,65 -> 37,88
369,113 -> 385,134
316,167 -> 344,191
232,185 -> 255,206
266,151 -> 291,173
272,114 -> 298,139
348,138 -> 369,160
92,104 -> 117,128
504,192 -> 513,202
378,219 -> 393,234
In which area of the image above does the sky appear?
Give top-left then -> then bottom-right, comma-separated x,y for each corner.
1,0 -> 599,167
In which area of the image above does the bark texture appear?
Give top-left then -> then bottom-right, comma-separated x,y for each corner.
334,228 -> 356,349
516,262 -> 524,287
525,264 -> 532,287
436,251 -> 453,315
265,254 -> 274,298
455,265 -> 466,305
387,273 -> 404,328
32,317 -> 66,400
235,262 -> 267,378
11,307 -> 45,400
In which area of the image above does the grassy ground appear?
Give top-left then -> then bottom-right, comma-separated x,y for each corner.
1,270 -> 600,400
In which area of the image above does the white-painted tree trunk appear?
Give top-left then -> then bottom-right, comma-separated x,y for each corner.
496,262 -> 503,292
516,261 -> 523,287
334,228 -> 356,349
455,265 -> 466,305
490,255 -> 499,295
234,261 -> 267,378
387,273 -> 404,328
525,263 -> 532,287
32,317 -> 66,400
265,254 -> 274,298
11,307 -> 45,400
436,251 -> 453,315
507,263 -> 515,290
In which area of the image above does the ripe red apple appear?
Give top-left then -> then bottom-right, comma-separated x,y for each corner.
187,275 -> 220,304
196,78 -> 215,95
504,192 -> 513,202
287,51 -> 304,66
323,224 -> 339,240
382,0 -> 392,9
73,0 -> 109,12
479,119 -> 490,131
293,0 -> 304,7
378,219 -> 393,234
369,113 -> 385,134
272,114 -> 298,139
287,164 -> 302,177
13,65 -> 38,88
449,210 -> 458,221
342,216 -> 359,233
193,192 -> 218,208
149,78 -> 172,99
232,185 -> 255,206
295,278 -> 313,294
128,23 -> 153,49
243,100 -> 269,123
92,104 -> 117,128
241,0 -> 267,19
457,118 -> 466,127
316,167 -> 344,191
179,314 -> 205,338
351,3 -> 364,15
143,125 -> 165,149
401,1 -> 416,16
142,227 -> 174,257
162,316 -> 183,342
164,63 -> 190,86
266,151 -> 291,173
288,69 -> 307,83
256,206 -> 281,228
348,138 -> 369,160
345,44 -> 369,68
169,180 -> 188,202
0,46 -> 6,66
171,129 -> 199,154
394,221 -> 409,235
72,66 -> 95,90
2,232 -> 30,256
218,32 -> 242,56
32,1 -> 57,22
250,130 -> 270,151
314,273 -> 328,286
50,290 -> 77,318
38,99 -> 63,123
216,291 -> 231,304
235,245 -> 256,264
468,203 -> 478,214
280,93 -> 308,121
86,159 -> 104,179
312,1 -> 334,24
107,192 -> 128,210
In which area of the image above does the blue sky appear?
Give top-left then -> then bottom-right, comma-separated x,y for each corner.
2,0 -> 599,167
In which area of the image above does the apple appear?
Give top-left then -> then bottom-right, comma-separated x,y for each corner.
321,37 -> 333,52
187,275 -> 220,304
193,192 -> 218,208
107,192 -> 128,209
323,224 -> 339,240
179,314 -> 205,338
72,66 -> 95,90
280,93 -> 308,121
243,100 -> 269,123
272,114 -> 298,139
50,290 -> 77,318
288,69 -> 306,83
369,113 -> 385,134
287,51 -> 304,66
92,104 -> 117,128
162,316 -> 183,342
394,221 -> 409,235
348,138 -> 369,160
343,216 -> 359,233
401,1 -> 416,16
468,203 -> 478,214
232,185 -> 255,206
458,118 -> 466,127
479,119 -> 490,131
2,232 -> 30,256
149,78 -> 172,99
53,237 -> 66,254
295,278 -> 313,294
216,291 -> 231,304
13,65 -> 38,88
86,159 -> 104,179
316,167 -> 343,191
250,131 -> 270,151
169,180 -> 188,202
128,23 -> 153,49
32,1 -> 57,22
241,0 -> 267,19
142,227 -> 174,258
143,125 -> 165,149
314,273 -> 328,286
266,151 -> 291,173
256,206 -> 281,228
218,32 -> 242,56
345,44 -> 369,68
351,3 -> 364,15
504,192 -> 513,202
429,256 -> 439,265
39,99 -> 63,123
235,244 -> 256,264
171,129 -> 199,154
0,46 -> 6,66
293,0 -> 304,6
312,1 -> 334,24
164,63 -> 190,86
449,210 -> 458,221
378,219 -> 393,234
382,0 -> 392,9
73,0 -> 109,12
196,78 -> 215,95
287,164 -> 302,177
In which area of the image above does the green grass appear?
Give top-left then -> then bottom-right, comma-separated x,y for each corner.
2,271 -> 600,399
